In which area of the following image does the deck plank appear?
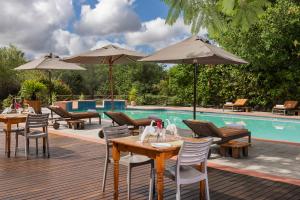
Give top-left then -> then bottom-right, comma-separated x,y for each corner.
0,132 -> 299,200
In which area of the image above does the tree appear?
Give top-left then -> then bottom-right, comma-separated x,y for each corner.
163,0 -> 270,36
0,45 -> 26,100
213,0 -> 300,108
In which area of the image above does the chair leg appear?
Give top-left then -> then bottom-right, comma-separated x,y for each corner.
46,136 -> 50,158
15,134 -> 18,156
43,138 -> 46,156
89,118 -> 91,124
127,166 -> 132,200
36,138 -> 38,156
205,178 -> 210,200
149,161 -> 155,200
176,184 -> 181,200
101,158 -> 109,192
26,139 -> 29,160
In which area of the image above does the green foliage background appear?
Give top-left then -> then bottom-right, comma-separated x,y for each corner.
0,0 -> 299,111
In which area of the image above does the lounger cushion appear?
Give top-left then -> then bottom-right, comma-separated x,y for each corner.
218,127 -> 249,137
105,112 -> 154,127
134,118 -> 154,126
234,99 -> 248,106
284,101 -> 298,109
70,112 -> 99,119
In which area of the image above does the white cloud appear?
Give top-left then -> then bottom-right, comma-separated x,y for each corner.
0,0 -> 74,57
75,0 -> 141,36
0,1 -> 204,58
125,17 -> 207,50
51,29 -> 97,57
124,17 -> 190,50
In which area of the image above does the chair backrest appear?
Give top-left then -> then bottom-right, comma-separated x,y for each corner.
177,138 -> 212,167
234,99 -> 248,106
183,120 -> 223,138
48,105 -> 72,118
25,114 -> 49,129
102,125 -> 131,144
104,112 -> 136,126
284,101 -> 298,109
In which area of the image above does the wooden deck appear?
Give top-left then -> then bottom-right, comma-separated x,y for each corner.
1,132 -> 300,200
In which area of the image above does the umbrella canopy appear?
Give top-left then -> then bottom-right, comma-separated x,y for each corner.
140,36 -> 248,119
15,53 -> 86,71
140,35 -> 248,64
63,44 -> 146,110
15,53 -> 86,104
64,44 -> 145,64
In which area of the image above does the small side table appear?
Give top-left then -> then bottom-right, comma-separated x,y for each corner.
220,141 -> 249,158
67,119 -> 85,130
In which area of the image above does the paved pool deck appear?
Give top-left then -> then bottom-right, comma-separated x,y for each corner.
47,117 -> 300,186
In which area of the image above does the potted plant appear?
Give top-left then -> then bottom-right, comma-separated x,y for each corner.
20,80 -> 47,114
128,87 -> 137,106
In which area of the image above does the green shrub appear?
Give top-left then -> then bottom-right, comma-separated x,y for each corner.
20,80 -> 47,100
128,87 -> 137,102
52,80 -> 72,95
2,94 -> 14,108
136,94 -> 169,105
79,93 -> 85,100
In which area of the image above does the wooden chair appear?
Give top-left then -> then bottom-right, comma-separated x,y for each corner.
15,114 -> 50,159
165,138 -> 212,200
101,125 -> 155,200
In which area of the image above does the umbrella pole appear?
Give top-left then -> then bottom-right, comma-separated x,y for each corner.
109,61 -> 114,111
193,63 -> 198,120
48,71 -> 52,105
48,71 -> 53,119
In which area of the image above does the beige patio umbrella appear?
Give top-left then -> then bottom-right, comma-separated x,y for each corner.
140,35 -> 248,119
15,53 -> 86,104
63,44 -> 146,110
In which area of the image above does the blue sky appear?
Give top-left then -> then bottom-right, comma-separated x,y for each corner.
0,0 -> 194,58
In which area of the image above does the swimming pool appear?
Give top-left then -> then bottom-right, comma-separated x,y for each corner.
96,108 -> 300,143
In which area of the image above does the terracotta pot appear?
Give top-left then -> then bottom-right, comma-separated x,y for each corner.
24,100 -> 42,114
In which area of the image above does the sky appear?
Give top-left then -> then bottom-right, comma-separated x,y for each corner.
0,0 -> 207,59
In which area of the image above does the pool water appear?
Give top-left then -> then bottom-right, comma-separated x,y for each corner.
96,109 -> 300,143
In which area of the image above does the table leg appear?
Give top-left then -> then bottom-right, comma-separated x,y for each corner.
112,143 -> 120,200
156,153 -> 165,200
5,123 -> 12,158
196,164 -> 206,200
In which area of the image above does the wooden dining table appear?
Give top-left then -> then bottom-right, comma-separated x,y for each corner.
111,135 -> 208,200
0,114 -> 27,158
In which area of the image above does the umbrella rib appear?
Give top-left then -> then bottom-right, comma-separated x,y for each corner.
112,55 -> 124,63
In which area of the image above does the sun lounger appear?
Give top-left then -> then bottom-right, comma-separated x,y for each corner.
183,119 -> 251,145
104,111 -> 154,130
272,101 -> 298,115
223,99 -> 249,111
48,105 -> 101,126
